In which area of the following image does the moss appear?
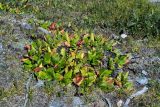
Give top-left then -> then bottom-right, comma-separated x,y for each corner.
1,0 -> 160,37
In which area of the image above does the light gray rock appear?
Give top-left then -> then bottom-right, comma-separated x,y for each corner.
21,22 -> 32,30
72,97 -> 84,107
136,77 -> 148,85
142,70 -> 148,76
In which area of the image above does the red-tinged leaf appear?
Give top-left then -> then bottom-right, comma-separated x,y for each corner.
33,67 -> 42,72
77,40 -> 83,47
24,44 -> 31,50
73,74 -> 84,86
49,22 -> 56,30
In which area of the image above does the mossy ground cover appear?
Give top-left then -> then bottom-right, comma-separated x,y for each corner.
1,0 -> 160,37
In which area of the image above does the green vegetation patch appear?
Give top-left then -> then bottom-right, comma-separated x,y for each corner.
22,22 -> 132,93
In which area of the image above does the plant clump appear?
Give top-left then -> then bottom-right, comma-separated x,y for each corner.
22,22 -> 132,93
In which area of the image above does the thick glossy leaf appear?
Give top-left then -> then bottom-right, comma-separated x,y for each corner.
81,66 -> 88,76
65,33 -> 70,43
38,71 -> 52,81
116,72 -> 122,81
60,48 -> 66,57
47,46 -> 51,53
51,54 -> 60,64
76,51 -> 84,59
74,64 -> 82,74
117,55 -> 127,68
44,53 -> 51,64
32,55 -> 39,61
108,58 -> 115,70
54,73 -> 63,81
64,70 -> 72,79
84,75 -> 96,86
99,69 -> 112,77
90,33 -> 94,42
23,59 -> 32,65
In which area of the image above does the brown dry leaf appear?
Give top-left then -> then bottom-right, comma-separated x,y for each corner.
64,41 -> 70,47
73,74 -> 84,86
24,44 -> 31,50
114,79 -> 122,87
69,34 -> 74,39
95,70 -> 99,76
60,29 -> 65,34
33,67 -> 42,72
125,59 -> 130,65
54,64 -> 58,69
106,77 -> 114,85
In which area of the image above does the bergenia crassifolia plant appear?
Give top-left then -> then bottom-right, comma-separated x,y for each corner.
22,22 -> 132,92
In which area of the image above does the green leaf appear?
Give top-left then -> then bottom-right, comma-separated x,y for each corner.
74,63 -> 82,74
44,53 -> 51,64
123,82 -> 133,89
64,70 -> 72,80
60,48 -> 66,57
123,72 -> 129,81
38,71 -> 52,81
51,54 -> 60,64
54,73 -> 63,81
23,59 -> 32,65
90,33 -> 94,42
99,69 -> 112,78
85,74 -> 96,86
46,68 -> 54,75
117,72 -> 122,81
108,58 -> 115,70
65,33 -> 70,43
117,55 -> 127,68
47,46 -> 51,53
32,55 -> 39,61
98,80 -> 114,91
81,66 -> 88,76
76,51 -> 84,59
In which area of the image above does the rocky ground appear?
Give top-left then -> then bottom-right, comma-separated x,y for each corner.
0,13 -> 160,107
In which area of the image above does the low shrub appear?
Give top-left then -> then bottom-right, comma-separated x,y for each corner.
22,22 -> 132,93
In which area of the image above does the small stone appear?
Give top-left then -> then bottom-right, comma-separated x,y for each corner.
72,97 -> 83,106
136,77 -> 148,85
120,33 -> 127,39
21,22 -> 32,30
142,70 -> 148,76
38,27 -> 51,34
33,79 -> 44,88
117,100 -> 123,107
0,43 -> 3,50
